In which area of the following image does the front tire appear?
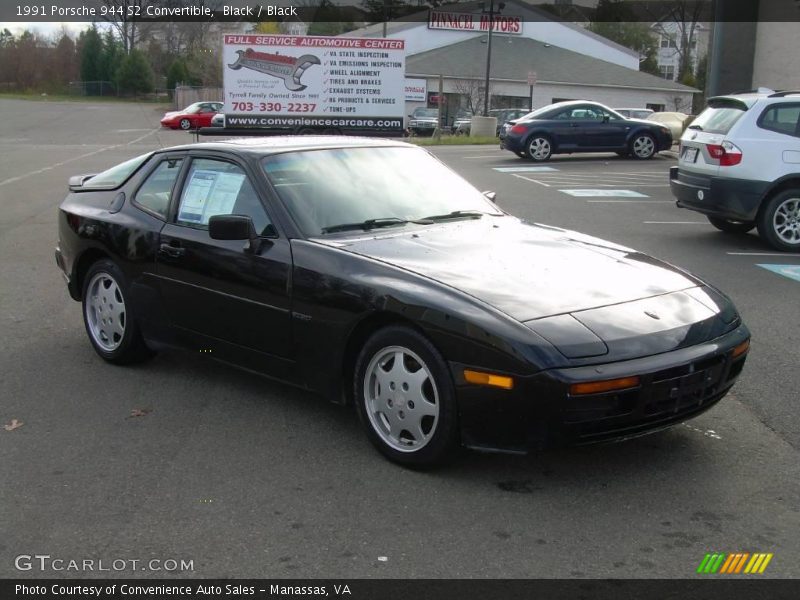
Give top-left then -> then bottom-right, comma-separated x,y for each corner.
354,326 -> 458,467
82,259 -> 152,364
526,135 -> 553,161
179,118 -> 192,130
707,216 -> 755,234
757,189 -> 800,251
630,133 -> 656,159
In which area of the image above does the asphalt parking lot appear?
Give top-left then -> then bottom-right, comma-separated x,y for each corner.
1,100 -> 799,580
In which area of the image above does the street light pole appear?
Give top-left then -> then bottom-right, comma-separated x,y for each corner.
482,0 -> 495,117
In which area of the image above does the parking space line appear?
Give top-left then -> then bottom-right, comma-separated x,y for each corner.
536,172 -> 666,178
512,174 -> 550,187
728,252 -> 800,257
587,199 -> 674,203
757,264 -> 800,282
493,166 -> 559,173
0,128 -> 159,188
531,182 -> 669,187
561,189 -> 648,198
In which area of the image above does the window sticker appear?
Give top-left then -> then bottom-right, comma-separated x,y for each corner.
178,169 -> 245,224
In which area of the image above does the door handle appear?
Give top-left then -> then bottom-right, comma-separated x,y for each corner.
158,243 -> 185,258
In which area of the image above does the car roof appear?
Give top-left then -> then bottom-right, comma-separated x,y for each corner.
159,136 -> 414,156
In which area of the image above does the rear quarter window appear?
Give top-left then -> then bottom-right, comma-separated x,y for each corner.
82,152 -> 153,189
758,103 -> 800,138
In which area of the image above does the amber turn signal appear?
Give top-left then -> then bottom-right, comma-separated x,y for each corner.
732,339 -> 750,359
463,369 -> 514,390
569,376 -> 640,396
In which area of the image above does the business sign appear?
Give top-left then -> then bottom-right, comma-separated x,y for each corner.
405,78 -> 427,102
222,34 -> 405,130
428,10 -> 523,35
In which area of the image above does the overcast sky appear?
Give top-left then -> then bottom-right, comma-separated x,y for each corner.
1,22 -> 93,37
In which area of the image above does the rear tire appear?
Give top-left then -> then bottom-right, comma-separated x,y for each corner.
707,216 -> 755,234
82,259 -> 153,364
354,325 -> 458,467
757,189 -> 800,251
526,135 -> 553,161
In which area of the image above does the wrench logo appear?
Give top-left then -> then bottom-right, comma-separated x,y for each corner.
228,48 -> 320,91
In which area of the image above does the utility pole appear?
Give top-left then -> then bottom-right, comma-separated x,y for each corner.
482,1 -> 505,116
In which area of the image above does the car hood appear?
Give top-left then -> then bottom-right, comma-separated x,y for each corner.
315,217 -> 706,322
161,111 -> 182,119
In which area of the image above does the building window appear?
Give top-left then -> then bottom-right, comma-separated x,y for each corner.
660,36 -> 677,49
659,65 -> 675,80
646,103 -> 666,112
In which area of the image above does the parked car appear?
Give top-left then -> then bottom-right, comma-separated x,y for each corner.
210,113 -> 225,128
56,137 -> 749,466
406,108 -> 440,136
500,101 -> 672,161
452,111 -> 474,135
456,108 -> 530,136
615,108 -> 655,120
160,102 -> 223,130
670,90 -> 800,251
647,111 -> 689,141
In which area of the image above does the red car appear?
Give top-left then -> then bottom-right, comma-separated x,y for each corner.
160,102 -> 223,130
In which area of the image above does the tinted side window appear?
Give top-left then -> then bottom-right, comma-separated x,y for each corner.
758,104 -> 800,138
134,158 -> 183,219
176,158 -> 273,236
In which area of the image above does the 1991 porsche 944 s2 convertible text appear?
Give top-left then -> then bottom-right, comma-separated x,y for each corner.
55,137 -> 750,466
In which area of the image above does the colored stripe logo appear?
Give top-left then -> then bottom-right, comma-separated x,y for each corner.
697,552 -> 773,574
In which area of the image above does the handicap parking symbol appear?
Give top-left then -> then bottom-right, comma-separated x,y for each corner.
757,264 -> 800,283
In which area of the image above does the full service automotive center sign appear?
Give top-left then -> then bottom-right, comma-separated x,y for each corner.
428,10 -> 523,35
223,35 -> 405,131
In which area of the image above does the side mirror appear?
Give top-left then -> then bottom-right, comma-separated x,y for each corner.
482,190 -> 497,204
602,115 -> 610,123
209,214 -> 259,252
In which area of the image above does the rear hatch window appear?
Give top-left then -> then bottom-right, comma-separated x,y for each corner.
689,99 -> 749,135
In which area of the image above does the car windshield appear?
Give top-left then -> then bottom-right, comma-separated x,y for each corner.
262,146 -> 501,236
413,109 -> 438,118
82,152 -> 153,189
183,103 -> 203,114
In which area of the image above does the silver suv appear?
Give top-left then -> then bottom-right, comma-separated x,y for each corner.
670,90 -> 800,251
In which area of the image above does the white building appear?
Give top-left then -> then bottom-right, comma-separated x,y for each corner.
651,20 -> 709,82
344,0 -> 697,124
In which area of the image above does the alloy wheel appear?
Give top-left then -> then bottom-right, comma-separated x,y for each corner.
773,196 -> 800,245
632,135 -> 655,158
528,137 -> 551,161
363,345 -> 439,453
84,272 -> 126,351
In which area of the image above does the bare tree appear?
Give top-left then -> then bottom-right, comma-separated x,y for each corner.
453,78 -> 488,115
649,0 -> 706,82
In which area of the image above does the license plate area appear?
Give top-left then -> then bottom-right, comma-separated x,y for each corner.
683,146 -> 698,163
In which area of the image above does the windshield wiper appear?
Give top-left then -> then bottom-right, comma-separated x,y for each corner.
420,210 -> 499,222
320,217 -> 432,234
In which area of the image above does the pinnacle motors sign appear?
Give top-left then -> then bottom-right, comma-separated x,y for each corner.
428,10 -> 523,35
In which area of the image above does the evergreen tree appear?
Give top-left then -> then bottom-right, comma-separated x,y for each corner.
99,30 -> 123,92
166,58 -> 190,94
116,49 -> 154,95
79,26 -> 103,94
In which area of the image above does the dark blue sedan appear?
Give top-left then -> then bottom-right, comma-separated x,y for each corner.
500,101 -> 673,161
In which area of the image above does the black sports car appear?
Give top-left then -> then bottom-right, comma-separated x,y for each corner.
55,137 -> 749,466
500,101 -> 673,161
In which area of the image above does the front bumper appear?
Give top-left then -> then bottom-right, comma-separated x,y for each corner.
670,167 -> 768,222
455,324 -> 750,453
